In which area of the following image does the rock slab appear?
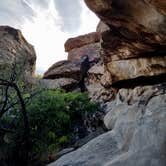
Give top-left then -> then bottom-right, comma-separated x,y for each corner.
48,84 -> 166,166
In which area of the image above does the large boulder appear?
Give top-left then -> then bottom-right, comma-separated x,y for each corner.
43,60 -> 82,80
43,56 -> 90,91
0,26 -> 36,77
101,29 -> 166,85
65,32 -> 100,52
48,83 -> 166,166
85,62 -> 116,102
43,57 -> 90,81
84,0 -> 166,86
84,0 -> 166,35
106,56 -> 166,85
65,32 -> 101,64
68,43 -> 101,64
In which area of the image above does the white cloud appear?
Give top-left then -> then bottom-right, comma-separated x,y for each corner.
21,0 -> 69,73
78,1 -> 99,34
0,0 -> 99,74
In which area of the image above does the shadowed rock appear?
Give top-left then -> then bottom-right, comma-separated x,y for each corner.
84,0 -> 166,86
0,26 -> 36,77
65,32 -> 100,52
48,83 -> 166,166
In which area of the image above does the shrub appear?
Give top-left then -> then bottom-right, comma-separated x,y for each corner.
0,89 -> 100,165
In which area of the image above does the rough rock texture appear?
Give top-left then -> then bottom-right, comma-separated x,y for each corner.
101,29 -> 166,85
47,1 -> 166,165
0,26 -> 36,77
106,56 -> 166,85
96,21 -> 110,33
43,60 -> 83,80
68,43 -> 101,64
43,56 -> 90,91
65,32 -> 101,64
85,0 -> 166,86
43,56 -> 90,80
84,0 -> 166,34
85,62 -> 115,102
48,83 -> 166,166
65,32 -> 100,52
29,77 -> 79,91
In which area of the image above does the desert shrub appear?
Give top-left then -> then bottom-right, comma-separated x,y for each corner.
26,90 -> 99,158
0,89 -> 100,165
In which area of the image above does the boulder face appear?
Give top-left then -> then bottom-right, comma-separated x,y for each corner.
65,32 -> 100,52
84,0 -> 166,34
43,56 -> 90,91
43,60 -> 83,80
48,83 -> 166,166
68,43 -> 101,64
85,0 -> 166,86
43,55 -> 90,80
65,32 -> 101,64
0,26 -> 36,77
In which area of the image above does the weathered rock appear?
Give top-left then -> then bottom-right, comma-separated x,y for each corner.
96,21 -> 110,33
68,43 -> 101,64
0,26 -> 36,77
106,56 -> 166,85
43,56 -> 90,91
65,32 -> 101,65
43,57 -> 89,80
39,78 -> 79,91
85,63 -> 115,102
85,0 -> 166,86
100,30 -> 166,85
65,32 -> 100,52
84,0 -> 166,35
101,30 -> 166,62
48,83 -> 166,166
104,84 -> 164,130
64,31 -> 107,97
43,60 -> 82,80
56,148 -> 75,158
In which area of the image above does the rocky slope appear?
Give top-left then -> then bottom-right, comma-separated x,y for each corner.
48,0 -> 166,166
49,84 -> 166,166
0,26 -> 36,78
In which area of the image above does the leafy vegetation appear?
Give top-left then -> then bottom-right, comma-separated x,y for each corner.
0,89 -> 99,165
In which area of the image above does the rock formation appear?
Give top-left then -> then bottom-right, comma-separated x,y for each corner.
43,56 -> 90,91
43,32 -> 102,92
0,1 -> 165,165
84,0 -> 166,87
49,84 -> 166,166
0,26 -> 36,78
48,0 -> 166,166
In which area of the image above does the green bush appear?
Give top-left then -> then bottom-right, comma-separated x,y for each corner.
27,90 -> 98,153
0,89 -> 100,165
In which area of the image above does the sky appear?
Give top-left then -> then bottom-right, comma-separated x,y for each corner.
0,0 -> 99,74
